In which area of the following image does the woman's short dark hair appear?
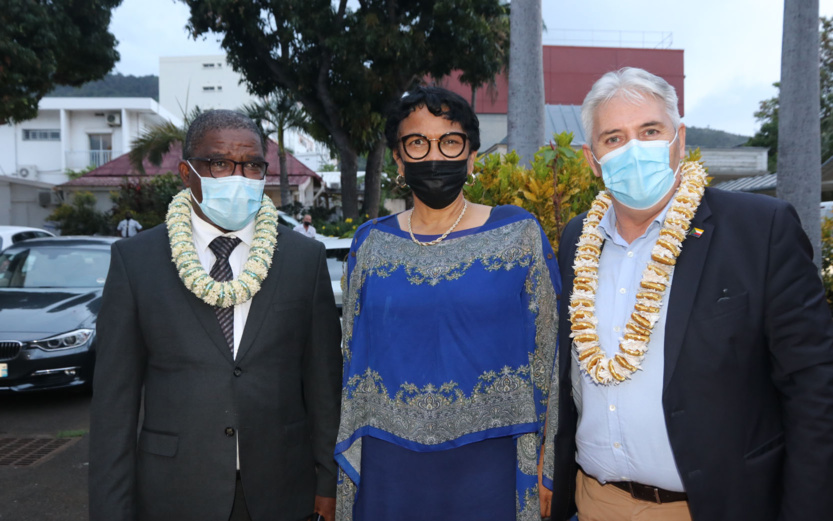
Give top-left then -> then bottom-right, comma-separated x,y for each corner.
384,86 -> 480,153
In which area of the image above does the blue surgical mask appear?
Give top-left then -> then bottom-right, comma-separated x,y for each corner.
593,132 -> 680,210
187,161 -> 266,230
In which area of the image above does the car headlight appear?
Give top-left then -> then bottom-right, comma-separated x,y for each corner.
29,329 -> 94,350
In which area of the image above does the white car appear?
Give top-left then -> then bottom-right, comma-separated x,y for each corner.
0,226 -> 55,252
319,236 -> 352,312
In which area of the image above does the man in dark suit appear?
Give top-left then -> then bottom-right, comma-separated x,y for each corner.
549,68 -> 833,521
89,110 -> 341,521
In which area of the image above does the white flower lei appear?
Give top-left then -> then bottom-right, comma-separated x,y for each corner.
569,161 -> 708,385
166,189 -> 279,308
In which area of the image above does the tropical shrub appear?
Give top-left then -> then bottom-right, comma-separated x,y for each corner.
822,216 -> 833,311
465,132 -> 602,254
47,192 -> 110,235
110,173 -> 184,229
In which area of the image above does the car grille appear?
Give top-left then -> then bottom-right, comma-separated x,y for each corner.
0,342 -> 23,361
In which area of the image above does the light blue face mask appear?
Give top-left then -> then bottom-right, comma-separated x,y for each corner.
187,161 -> 266,231
594,132 -> 680,210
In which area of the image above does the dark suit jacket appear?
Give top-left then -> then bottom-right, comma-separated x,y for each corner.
550,188 -> 833,521
89,224 -> 342,521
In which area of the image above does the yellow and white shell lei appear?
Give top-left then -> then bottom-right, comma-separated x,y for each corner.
166,189 -> 278,308
569,161 -> 707,385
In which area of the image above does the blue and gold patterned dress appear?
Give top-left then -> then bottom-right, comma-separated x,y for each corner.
335,205 -> 560,521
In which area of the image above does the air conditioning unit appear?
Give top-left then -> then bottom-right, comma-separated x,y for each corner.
16,165 -> 38,179
106,113 -> 122,126
37,190 -> 60,207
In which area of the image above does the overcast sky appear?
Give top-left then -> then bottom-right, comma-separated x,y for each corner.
109,0 -> 833,137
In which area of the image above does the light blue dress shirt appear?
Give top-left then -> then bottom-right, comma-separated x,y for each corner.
571,199 -> 686,491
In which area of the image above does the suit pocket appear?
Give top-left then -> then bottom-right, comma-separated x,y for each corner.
138,430 -> 179,457
284,419 -> 310,448
744,432 -> 784,461
691,292 -> 749,321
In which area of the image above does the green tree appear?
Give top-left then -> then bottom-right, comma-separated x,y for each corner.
110,173 -> 184,229
0,0 -> 122,124
747,16 -> 833,172
128,108 -> 203,175
241,93 -> 312,207
47,192 -> 110,236
180,0 -> 509,220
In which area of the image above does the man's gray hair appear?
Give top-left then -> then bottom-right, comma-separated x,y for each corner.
183,109 -> 266,158
581,67 -> 681,146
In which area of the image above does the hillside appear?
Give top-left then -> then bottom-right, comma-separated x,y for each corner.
685,126 -> 750,148
48,73 -> 158,100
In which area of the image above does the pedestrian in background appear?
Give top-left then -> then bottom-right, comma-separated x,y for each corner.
116,211 -> 142,238
294,214 -> 317,238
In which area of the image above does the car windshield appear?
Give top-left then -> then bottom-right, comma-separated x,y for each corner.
0,246 -> 110,288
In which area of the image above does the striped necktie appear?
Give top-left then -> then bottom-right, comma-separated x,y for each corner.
208,236 -> 242,352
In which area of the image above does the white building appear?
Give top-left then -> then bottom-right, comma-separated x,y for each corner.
159,55 -> 330,169
0,97 -> 179,186
0,98 -> 178,227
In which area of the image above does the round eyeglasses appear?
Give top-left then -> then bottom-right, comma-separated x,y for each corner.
187,157 -> 269,180
399,132 -> 468,160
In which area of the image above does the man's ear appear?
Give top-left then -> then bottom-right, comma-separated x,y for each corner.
583,145 -> 602,178
178,160 -> 191,188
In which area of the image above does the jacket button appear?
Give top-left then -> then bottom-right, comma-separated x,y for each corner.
225,427 -> 235,437
547,253 -> 553,259
233,367 -> 242,377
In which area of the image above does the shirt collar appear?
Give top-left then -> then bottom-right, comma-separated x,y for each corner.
598,194 -> 675,245
190,207 -> 256,256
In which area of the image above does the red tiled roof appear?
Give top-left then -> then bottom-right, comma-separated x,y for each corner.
61,140 -> 321,188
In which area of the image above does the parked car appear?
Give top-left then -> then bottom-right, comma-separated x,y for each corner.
0,226 -> 55,252
319,236 -> 352,311
278,210 -> 302,229
0,236 -> 116,392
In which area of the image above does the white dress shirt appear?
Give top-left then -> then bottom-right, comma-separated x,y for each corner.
190,209 -> 256,360
293,222 -> 317,238
572,198 -> 686,492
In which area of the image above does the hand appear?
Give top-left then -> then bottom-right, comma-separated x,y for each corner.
538,445 -> 552,518
314,495 -> 336,521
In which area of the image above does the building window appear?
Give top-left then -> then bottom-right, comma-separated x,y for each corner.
88,133 -> 113,168
203,63 -> 215,68
22,129 -> 60,141
203,86 -> 215,92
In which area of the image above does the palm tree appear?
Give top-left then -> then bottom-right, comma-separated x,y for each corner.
128,108 -> 202,175
506,0 -> 544,168
778,0 -> 822,269
241,92 -> 312,208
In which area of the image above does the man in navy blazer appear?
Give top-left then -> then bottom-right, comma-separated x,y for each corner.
89,110 -> 341,521
549,68 -> 833,521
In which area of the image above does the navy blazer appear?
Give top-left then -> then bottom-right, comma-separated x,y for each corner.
550,188 -> 833,521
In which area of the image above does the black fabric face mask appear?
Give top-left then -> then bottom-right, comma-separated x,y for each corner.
403,159 -> 468,210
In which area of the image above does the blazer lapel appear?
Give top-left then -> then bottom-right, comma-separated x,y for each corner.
236,232 -> 285,362
184,286 -> 235,363
663,194 -> 713,390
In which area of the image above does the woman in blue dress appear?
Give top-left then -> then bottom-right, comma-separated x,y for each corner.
335,86 -> 560,521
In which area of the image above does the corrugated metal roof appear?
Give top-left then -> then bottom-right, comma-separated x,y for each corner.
711,173 -> 777,192
544,105 -> 586,146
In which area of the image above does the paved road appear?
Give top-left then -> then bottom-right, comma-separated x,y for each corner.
0,391 -> 91,521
